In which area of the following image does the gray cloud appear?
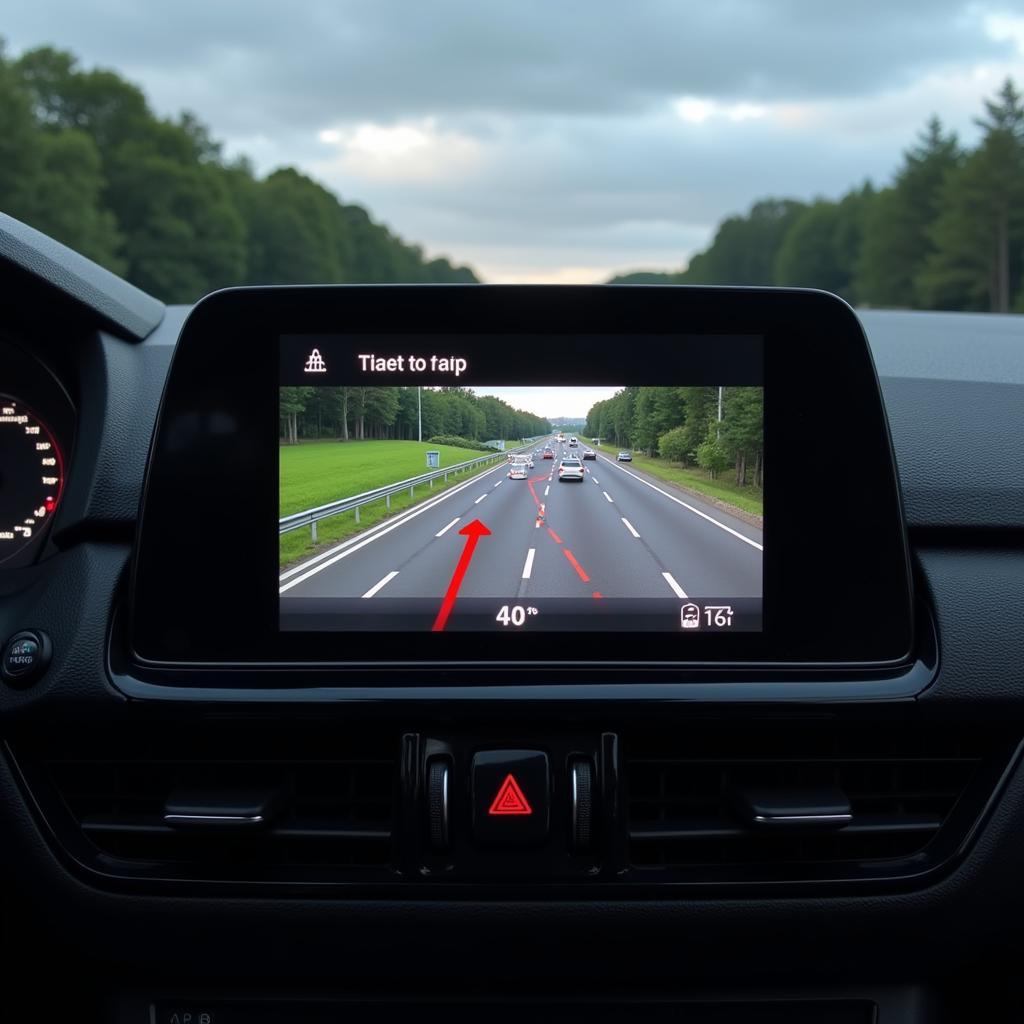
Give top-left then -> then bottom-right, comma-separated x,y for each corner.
6,1 -> 1023,280
7,1 -> 1011,128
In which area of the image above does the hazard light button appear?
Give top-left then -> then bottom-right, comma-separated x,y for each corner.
472,749 -> 550,845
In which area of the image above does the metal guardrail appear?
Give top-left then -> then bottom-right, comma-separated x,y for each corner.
279,441 -> 537,542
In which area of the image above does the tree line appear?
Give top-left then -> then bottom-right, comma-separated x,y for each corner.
0,44 -> 477,303
280,386 -> 551,445
611,79 -> 1024,314
585,387 -> 763,487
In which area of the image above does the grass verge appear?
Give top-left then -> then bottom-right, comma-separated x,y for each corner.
279,439 -> 507,569
586,439 -> 763,517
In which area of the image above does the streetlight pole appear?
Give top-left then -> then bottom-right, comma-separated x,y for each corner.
418,386 -> 422,443
717,385 -> 723,440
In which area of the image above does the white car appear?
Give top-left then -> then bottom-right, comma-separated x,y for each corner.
558,458 -> 585,482
508,462 -> 529,479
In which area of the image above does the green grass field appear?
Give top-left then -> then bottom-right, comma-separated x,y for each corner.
279,439 -> 506,568
585,439 -> 763,517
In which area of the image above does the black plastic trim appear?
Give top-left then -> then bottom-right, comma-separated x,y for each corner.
0,213 -> 164,342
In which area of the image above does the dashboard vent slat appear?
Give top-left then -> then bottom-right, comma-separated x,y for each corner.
16,729 -> 399,883
625,728 -> 1014,883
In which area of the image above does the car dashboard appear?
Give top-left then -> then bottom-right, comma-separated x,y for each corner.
1,212 -> 1023,1022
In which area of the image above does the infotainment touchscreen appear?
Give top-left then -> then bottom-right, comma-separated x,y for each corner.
278,334 -> 763,634
130,286 -> 913,668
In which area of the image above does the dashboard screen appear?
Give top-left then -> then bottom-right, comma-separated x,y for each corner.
278,335 -> 763,635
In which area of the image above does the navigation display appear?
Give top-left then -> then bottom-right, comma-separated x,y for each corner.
278,335 -> 763,634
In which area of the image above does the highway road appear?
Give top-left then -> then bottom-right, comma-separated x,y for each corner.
280,437 -> 762,624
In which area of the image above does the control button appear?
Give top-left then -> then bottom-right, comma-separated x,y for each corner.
472,749 -> 549,845
569,758 -> 595,854
426,757 -> 451,851
2,630 -> 51,688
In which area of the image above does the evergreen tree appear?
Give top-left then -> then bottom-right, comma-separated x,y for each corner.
918,78 -> 1024,312
856,117 -> 961,308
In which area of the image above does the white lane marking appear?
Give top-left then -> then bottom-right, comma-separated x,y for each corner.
362,570 -> 399,599
593,478 -> 599,484
662,572 -> 688,599
493,479 -> 503,488
621,518 -> 640,538
474,493 -> 488,504
435,517 -> 460,537
522,548 -> 536,579
544,485 -> 550,496
280,462 -> 504,590
603,490 -> 614,503
599,455 -> 763,551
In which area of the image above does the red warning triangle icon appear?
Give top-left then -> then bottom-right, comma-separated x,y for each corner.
488,773 -> 533,816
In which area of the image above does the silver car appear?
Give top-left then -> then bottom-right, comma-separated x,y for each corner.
558,458 -> 585,482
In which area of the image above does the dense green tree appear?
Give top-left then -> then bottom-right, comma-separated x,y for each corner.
0,41 -> 478,300
856,117 -> 961,308
606,82 -> 1024,316
14,46 -> 151,153
719,387 -> 764,486
774,186 -> 873,301
608,271 -> 683,285
632,386 -> 684,456
657,425 -> 689,462
696,428 -> 731,479
279,386 -> 315,444
586,385 -> 726,463
919,78 -> 1024,312
105,141 -> 248,301
677,386 -> 717,462
279,386 -> 548,444
28,130 -> 125,269
680,199 -> 807,285
0,46 -> 42,220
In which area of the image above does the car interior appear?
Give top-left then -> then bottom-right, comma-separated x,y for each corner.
1,207 -> 1023,1022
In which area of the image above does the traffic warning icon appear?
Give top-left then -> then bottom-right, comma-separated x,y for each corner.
488,773 -> 533,816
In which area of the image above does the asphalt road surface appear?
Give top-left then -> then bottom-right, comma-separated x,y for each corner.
280,438 -> 762,610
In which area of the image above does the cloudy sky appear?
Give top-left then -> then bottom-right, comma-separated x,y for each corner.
467,387 -> 620,420
8,2 -> 1024,282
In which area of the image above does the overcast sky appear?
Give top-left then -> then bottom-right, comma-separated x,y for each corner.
467,387 -> 619,420
8,2 -> 1024,282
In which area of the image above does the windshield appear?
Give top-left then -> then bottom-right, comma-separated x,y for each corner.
2,5 -> 1024,312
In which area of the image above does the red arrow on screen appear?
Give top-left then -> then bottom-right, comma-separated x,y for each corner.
431,519 -> 491,632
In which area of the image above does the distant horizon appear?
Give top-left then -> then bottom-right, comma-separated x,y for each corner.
6,5 -> 1016,284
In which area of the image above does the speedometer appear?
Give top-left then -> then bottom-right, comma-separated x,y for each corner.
0,395 -> 64,565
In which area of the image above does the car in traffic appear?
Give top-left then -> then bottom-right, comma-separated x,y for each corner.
557,457 -> 585,481
569,436 -> 578,446
582,448 -> 596,460
617,451 -> 633,461
542,449 -> 554,459
508,461 -> 529,479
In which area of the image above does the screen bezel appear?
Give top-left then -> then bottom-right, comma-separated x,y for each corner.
129,285 -> 913,671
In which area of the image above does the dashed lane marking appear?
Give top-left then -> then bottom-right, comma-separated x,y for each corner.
435,517 -> 460,537
362,570 -> 399,599
662,572 -> 688,599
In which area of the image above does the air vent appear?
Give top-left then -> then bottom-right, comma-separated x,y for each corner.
626,726 -> 1017,883
13,726 -> 398,883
